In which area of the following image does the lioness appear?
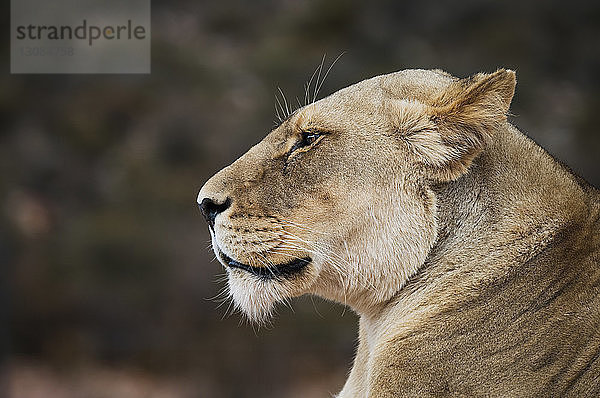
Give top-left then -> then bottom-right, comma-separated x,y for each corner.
197,69 -> 600,397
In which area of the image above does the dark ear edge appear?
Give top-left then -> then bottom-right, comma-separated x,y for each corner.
433,69 -> 516,133
452,69 -> 516,113
422,69 -> 516,181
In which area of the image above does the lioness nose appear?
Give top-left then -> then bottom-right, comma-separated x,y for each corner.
198,197 -> 231,228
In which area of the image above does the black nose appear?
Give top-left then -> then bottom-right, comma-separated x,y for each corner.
199,197 -> 231,228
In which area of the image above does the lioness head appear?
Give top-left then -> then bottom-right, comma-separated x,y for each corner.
197,68 -> 516,322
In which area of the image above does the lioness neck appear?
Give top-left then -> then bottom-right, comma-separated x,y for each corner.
341,122 -> 599,397
364,122 -> 589,322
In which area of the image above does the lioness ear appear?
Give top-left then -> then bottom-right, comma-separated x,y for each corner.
404,69 -> 516,181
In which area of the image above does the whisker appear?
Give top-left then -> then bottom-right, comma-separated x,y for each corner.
278,219 -> 329,236
254,251 -> 279,279
305,60 -> 322,106
282,230 -> 378,293
312,54 -> 326,104
315,52 -> 345,102
275,92 -> 285,122
277,87 -> 291,117
274,103 -> 282,124
310,295 -> 324,319
222,294 -> 236,321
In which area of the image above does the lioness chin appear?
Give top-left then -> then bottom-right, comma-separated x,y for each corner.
197,68 -> 600,397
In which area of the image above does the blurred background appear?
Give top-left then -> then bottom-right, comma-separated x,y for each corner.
2,0 -> 599,397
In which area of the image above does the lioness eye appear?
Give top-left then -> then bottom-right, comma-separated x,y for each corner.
300,130 -> 322,147
289,130 -> 324,155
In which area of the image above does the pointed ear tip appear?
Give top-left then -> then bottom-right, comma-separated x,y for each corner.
496,68 -> 517,83
505,69 -> 516,81
483,69 -> 516,95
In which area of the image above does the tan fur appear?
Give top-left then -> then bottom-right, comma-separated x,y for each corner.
197,69 -> 600,397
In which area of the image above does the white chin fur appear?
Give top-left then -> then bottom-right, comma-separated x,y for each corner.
211,235 -> 288,324
227,270 -> 289,324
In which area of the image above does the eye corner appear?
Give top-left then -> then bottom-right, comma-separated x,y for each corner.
299,128 -> 326,146
287,128 -> 326,156
301,128 -> 319,137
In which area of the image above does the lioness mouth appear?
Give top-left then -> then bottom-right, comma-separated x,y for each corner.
217,248 -> 311,280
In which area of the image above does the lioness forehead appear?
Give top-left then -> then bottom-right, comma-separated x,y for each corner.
329,69 -> 454,104
292,69 -> 456,132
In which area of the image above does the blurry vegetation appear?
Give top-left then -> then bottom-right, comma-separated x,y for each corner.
1,0 -> 599,397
